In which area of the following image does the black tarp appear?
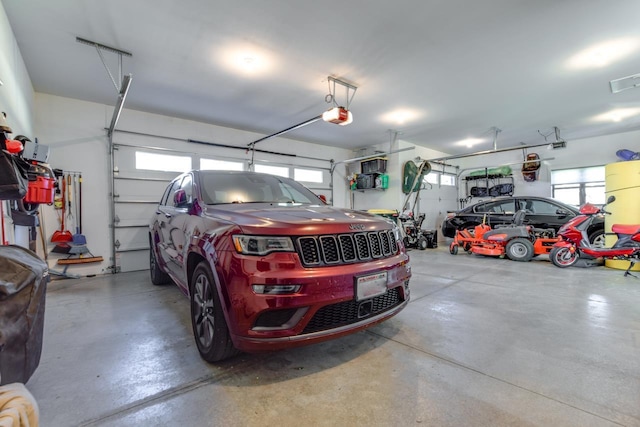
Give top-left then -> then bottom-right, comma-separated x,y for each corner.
0,245 -> 48,385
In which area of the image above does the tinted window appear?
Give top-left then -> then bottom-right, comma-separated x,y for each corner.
474,200 -> 515,214
519,199 -> 561,215
180,174 -> 193,204
161,180 -> 180,206
199,172 -> 321,205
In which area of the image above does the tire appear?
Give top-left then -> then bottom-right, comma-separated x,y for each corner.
550,246 -> 579,268
149,243 -> 170,285
449,243 -> 458,255
461,222 -> 479,236
463,242 -> 472,253
190,261 -> 238,362
418,236 -> 428,250
505,238 -> 534,262
589,229 -> 605,248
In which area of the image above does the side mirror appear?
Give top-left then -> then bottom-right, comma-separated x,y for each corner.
607,195 -> 616,204
556,208 -> 569,217
173,189 -> 189,207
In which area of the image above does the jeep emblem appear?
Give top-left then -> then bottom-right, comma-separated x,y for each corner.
349,224 -> 365,231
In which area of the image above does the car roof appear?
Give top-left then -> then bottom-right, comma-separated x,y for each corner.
461,196 -> 578,213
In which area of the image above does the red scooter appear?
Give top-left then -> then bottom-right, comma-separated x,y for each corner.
549,196 -> 640,276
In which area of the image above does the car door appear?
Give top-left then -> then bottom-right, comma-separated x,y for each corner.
517,198 -> 575,231
473,199 -> 516,227
153,179 -> 180,269
155,176 -> 190,279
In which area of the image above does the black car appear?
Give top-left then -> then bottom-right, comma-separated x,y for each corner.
441,196 -> 605,246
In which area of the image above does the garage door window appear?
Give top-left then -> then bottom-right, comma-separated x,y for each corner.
440,174 -> 456,186
200,158 -> 244,171
294,168 -> 323,183
255,164 -> 289,178
135,151 -> 191,172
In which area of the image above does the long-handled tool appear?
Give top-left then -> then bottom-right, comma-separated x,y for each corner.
51,173 -> 72,242
72,173 -> 86,245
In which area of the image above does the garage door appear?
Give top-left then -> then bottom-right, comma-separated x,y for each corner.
111,139 -> 332,273
112,144 -> 184,272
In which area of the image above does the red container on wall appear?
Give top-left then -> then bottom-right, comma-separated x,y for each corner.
24,163 -> 55,204
24,176 -> 55,204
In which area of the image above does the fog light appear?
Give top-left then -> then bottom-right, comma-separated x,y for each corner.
252,285 -> 301,295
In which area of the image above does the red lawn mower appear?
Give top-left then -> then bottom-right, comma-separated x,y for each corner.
449,211 -> 559,262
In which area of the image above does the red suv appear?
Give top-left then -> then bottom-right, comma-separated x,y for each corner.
149,171 -> 412,362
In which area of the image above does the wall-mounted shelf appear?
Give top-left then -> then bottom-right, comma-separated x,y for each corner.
464,173 -> 514,197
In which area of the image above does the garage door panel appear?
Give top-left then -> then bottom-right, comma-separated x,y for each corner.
114,203 -> 157,226
115,226 -> 149,251
116,250 -> 151,273
115,179 -> 169,201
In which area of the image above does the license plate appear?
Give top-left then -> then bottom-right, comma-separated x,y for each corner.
356,271 -> 388,301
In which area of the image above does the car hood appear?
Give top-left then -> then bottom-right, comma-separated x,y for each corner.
203,203 -> 393,235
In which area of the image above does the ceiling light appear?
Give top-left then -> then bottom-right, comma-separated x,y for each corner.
566,38 -> 640,70
381,109 -> 420,125
322,107 -> 353,126
457,138 -> 484,148
219,44 -> 274,76
593,108 -> 640,123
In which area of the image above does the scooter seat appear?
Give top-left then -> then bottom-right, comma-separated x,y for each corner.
612,224 -> 640,235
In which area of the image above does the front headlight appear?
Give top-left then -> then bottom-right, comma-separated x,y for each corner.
232,235 -> 295,255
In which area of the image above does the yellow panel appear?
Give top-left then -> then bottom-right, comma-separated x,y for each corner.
604,160 -> 640,271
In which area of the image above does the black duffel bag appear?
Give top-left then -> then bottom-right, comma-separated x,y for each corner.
489,183 -> 514,197
0,150 -> 29,201
0,245 -> 48,385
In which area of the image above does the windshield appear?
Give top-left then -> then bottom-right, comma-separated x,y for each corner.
199,171 -> 322,205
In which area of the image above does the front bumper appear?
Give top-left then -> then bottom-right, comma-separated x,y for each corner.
218,251 -> 412,352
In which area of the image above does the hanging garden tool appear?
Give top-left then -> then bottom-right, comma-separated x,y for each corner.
72,173 -> 86,245
59,172 -> 103,265
51,172 -> 72,243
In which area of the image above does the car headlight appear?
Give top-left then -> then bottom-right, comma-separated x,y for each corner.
232,235 -> 295,255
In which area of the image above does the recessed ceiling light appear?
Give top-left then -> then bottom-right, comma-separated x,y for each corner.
219,44 -> 274,76
380,109 -> 421,125
593,107 -> 640,122
566,37 -> 640,70
457,137 -> 484,148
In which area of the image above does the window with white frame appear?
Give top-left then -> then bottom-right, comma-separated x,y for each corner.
440,174 -> 456,186
424,172 -> 439,185
200,158 -> 244,171
552,166 -> 605,206
135,151 -> 191,173
254,164 -> 290,178
294,168 -> 323,183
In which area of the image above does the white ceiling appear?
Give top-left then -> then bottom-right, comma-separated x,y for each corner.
4,0 -> 640,155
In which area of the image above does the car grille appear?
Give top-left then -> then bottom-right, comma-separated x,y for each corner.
296,230 -> 398,267
302,287 -> 403,334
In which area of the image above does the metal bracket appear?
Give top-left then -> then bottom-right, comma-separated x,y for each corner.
76,37 -> 132,93
326,76 -> 358,109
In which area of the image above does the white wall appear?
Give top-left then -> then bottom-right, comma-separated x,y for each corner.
35,93 -> 352,276
0,1 -> 33,135
1,1 -> 34,247
450,130 -> 640,205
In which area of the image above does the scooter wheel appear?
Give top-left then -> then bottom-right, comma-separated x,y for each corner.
449,243 -> 458,255
506,238 -> 534,262
550,246 -> 579,268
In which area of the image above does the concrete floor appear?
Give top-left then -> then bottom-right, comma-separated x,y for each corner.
25,247 -> 640,426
